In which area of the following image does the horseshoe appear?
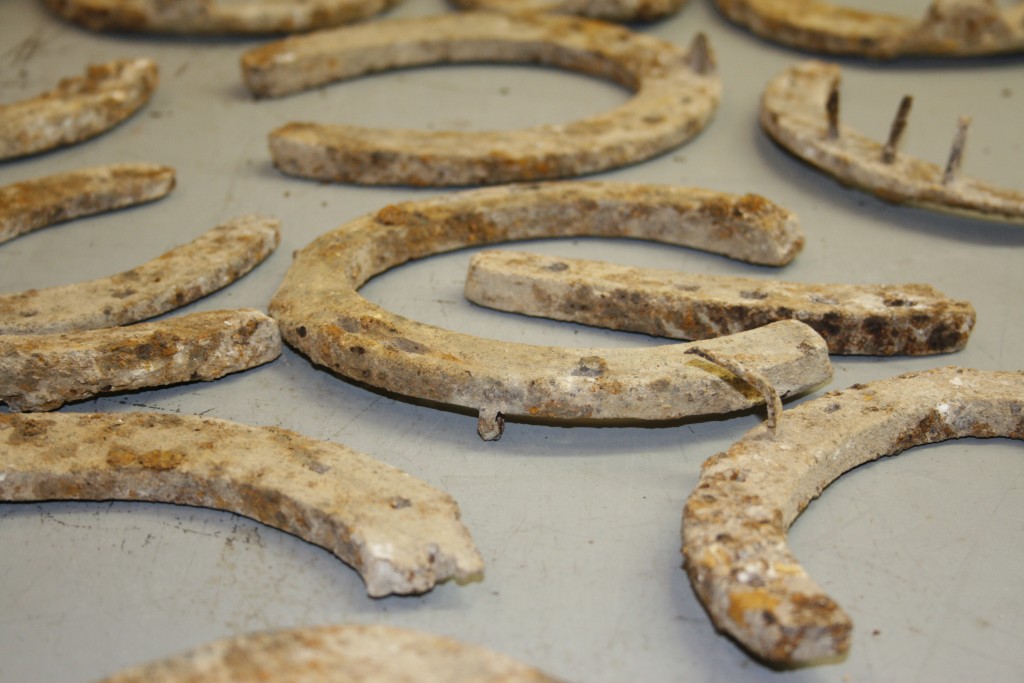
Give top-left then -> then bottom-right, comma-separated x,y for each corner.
681,366 -> 1024,666
97,624 -> 560,682
0,214 -> 280,335
448,0 -> 687,22
0,163 -> 175,245
714,0 -> 1024,59
760,61 -> 1024,222
242,12 -> 719,186
41,0 -> 404,35
463,249 -> 977,355
0,309 -> 281,411
269,182 -> 832,441
0,412 -> 484,597
0,58 -> 158,161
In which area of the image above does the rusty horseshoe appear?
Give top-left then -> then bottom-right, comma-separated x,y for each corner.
682,366 -> 1024,665
242,12 -> 719,186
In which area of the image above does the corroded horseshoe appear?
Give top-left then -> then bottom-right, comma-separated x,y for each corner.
0,163 -> 175,245
0,309 -> 281,411
41,0 -> 404,35
0,214 -> 280,335
97,624 -> 561,682
464,249 -> 977,355
761,61 -> 1024,222
242,12 -> 719,186
269,182 -> 833,440
0,412 -> 484,597
448,0 -> 687,22
715,0 -> 1024,59
0,58 -> 157,161
682,366 -> 1024,666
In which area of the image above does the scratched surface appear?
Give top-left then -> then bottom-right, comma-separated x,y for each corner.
0,0 -> 1023,681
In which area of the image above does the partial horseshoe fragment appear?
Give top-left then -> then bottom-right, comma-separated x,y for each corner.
0,411 -> 484,596
242,12 -> 720,186
0,214 -> 280,335
0,163 -> 175,245
269,182 -> 830,440
97,624 -> 562,682
464,249 -> 976,355
42,0 -> 404,35
714,0 -> 1024,59
448,0 -> 686,22
0,309 -> 281,411
682,366 -> 1024,666
0,58 -> 158,161
761,61 -> 1024,221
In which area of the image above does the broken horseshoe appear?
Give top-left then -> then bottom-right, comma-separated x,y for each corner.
682,366 -> 1024,666
714,0 -> 1024,59
269,182 -> 833,440
760,61 -> 1024,221
0,412 -> 484,597
242,12 -> 719,186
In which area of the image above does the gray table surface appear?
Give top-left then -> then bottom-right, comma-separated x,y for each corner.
1,0 -> 1022,681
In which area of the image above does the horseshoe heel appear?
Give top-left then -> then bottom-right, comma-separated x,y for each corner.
0,214 -> 280,335
97,624 -> 562,682
0,412 -> 484,597
760,61 -> 1024,221
0,58 -> 158,161
714,0 -> 1024,59
242,13 -> 719,186
682,367 -> 1024,665
448,0 -> 687,22
269,183 -> 831,440
42,0 -> 405,35
0,309 -> 282,411
0,164 -> 175,245
464,249 -> 976,355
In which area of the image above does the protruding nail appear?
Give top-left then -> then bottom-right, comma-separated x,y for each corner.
881,95 -> 913,164
686,33 -> 714,75
942,115 -> 971,185
825,78 -> 840,140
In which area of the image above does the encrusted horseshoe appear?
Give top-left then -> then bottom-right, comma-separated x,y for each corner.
464,249 -> 977,355
448,0 -> 687,22
0,163 -> 175,245
0,412 -> 484,597
41,0 -> 405,35
0,58 -> 157,161
0,214 -> 280,335
269,182 -> 832,441
682,366 -> 1024,666
242,12 -> 719,186
714,0 -> 1024,59
761,61 -> 1024,222
97,624 -> 562,682
0,309 -> 282,411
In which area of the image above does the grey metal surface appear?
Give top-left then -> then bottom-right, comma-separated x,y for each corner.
1,0 -> 1022,681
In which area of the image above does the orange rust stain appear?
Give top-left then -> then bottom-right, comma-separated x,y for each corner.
728,588 -> 781,626
106,446 -> 185,470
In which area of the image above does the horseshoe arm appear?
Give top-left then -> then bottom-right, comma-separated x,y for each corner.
0,412 -> 484,597
0,214 -> 280,335
0,59 -> 158,161
682,367 -> 1024,665
0,164 -> 175,246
